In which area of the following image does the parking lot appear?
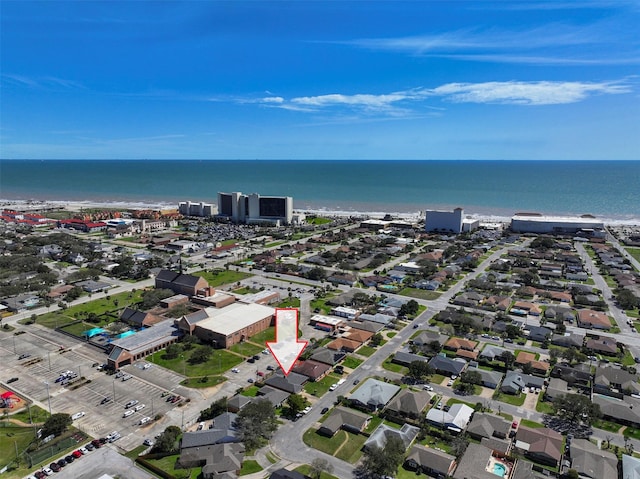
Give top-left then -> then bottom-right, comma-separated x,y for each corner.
0,330 -> 192,452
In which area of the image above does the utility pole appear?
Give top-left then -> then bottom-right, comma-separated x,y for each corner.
44,382 -> 51,416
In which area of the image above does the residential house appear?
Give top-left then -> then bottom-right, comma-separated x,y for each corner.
551,333 -> 584,349
180,413 -> 239,447
524,325 -> 552,342
585,337 -> 618,355
515,352 -> 550,376
514,426 -> 563,467
404,445 -> 456,478
348,379 -> 400,412
310,348 -> 346,366
594,367 -> 640,397
255,386 -> 290,408
444,337 -> 478,352
467,413 -> 511,441
269,469 -> 306,479
453,443 -> 509,479
177,442 -> 244,478
428,355 -> 467,377
544,378 -> 569,402
356,313 -> 394,326
412,330 -> 449,348
363,423 -> 420,452
512,301 -> 542,316
569,438 -> 618,479
227,395 -> 251,413
501,371 -> 526,395
318,406 -> 371,437
344,329 -> 374,344
291,360 -> 331,382
594,394 -> 640,427
384,389 -> 432,419
392,351 -> 427,366
326,337 -> 361,353
577,309 -> 612,330
426,403 -> 474,432
479,345 -> 509,362
264,372 -> 307,394
551,363 -> 592,389
467,366 -> 503,389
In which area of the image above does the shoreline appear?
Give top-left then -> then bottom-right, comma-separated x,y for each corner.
2,198 -> 640,226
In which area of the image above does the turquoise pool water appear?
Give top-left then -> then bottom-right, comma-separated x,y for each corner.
493,463 -> 507,477
83,327 -> 105,337
117,331 -> 136,339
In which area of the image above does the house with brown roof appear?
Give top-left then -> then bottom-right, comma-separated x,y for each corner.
404,445 -> 456,478
344,329 -> 374,344
586,337 -> 618,355
577,309 -> 612,330
155,269 -> 212,297
291,360 -> 331,382
515,426 -> 563,467
444,337 -> 478,352
326,337 -> 361,352
515,351 -> 536,366
512,301 -> 542,316
120,307 -> 163,327
456,349 -> 479,361
384,389 -> 432,419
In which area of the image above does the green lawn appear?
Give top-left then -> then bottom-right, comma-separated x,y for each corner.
398,288 -> 441,301
396,466 -> 422,479
307,217 -> 333,225
180,376 -> 226,388
143,453 -> 201,479
382,356 -> 408,374
493,391 -> 526,406
148,348 -> 243,377
247,327 -> 276,345
276,298 -> 301,308
535,395 -> 554,414
593,418 -> 622,433
241,386 -> 261,397
229,342 -> 264,358
303,428 -> 347,455
9,405 -> 48,425
304,374 -> 342,397
239,460 -> 263,475
342,356 -> 364,369
294,464 -> 340,479
624,426 -> 640,440
334,432 -> 366,463
29,289 -> 145,328
520,419 -> 544,428
193,270 -> 252,287
124,445 -> 147,460
363,415 -> 384,434
0,425 -> 36,470
356,346 -> 376,357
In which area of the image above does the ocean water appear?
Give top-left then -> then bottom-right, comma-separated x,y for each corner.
1,160 -> 639,221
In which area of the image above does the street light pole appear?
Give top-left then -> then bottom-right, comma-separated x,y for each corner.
112,379 -> 116,402
44,382 -> 51,416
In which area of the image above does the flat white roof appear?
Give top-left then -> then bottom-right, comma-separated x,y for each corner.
512,214 -> 603,225
332,306 -> 358,314
197,302 -> 275,336
311,314 -> 343,326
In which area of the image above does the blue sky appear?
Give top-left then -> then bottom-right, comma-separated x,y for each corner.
1,1 -> 638,160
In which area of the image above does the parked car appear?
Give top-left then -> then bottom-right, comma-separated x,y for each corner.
123,410 -> 134,418
65,455 -> 74,463
125,400 -> 139,408
143,439 -> 154,447
72,450 -> 82,459
18,353 -> 31,360
423,385 -> 434,391
252,355 -> 261,361
85,443 -> 95,451
247,378 -> 254,383
42,467 -> 53,476
321,407 -> 329,414
266,365 -> 275,371
56,459 -> 67,468
7,377 -> 18,384
71,411 -> 85,420
79,446 -> 88,454
231,368 -> 240,373
100,397 -> 111,404
257,371 -> 264,377
49,463 -> 61,472
197,422 -> 205,430
134,404 -> 146,411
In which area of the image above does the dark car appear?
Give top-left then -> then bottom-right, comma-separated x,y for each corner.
321,407 -> 329,414
247,357 -> 255,363
266,365 -> 275,371
7,377 -> 18,384
65,454 -> 75,463
35,471 -> 46,479
57,458 -> 67,468
353,379 -> 360,385
100,396 -> 111,404
252,355 -> 260,361
49,462 -> 61,472
18,353 -> 31,360
85,443 -> 95,451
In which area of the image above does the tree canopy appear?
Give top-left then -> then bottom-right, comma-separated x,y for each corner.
552,394 -> 601,425
234,399 -> 278,451
198,396 -> 228,421
40,413 -> 72,438
359,435 -> 405,478
152,425 -> 182,453
407,360 -> 433,381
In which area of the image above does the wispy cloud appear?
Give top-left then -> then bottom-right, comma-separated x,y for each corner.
345,20 -> 638,66
240,79 -> 631,115
1,73 -> 85,90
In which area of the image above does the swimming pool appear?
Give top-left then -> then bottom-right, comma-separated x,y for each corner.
83,327 -> 105,338
493,463 -> 507,477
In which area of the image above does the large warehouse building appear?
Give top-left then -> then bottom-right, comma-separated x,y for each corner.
217,191 -> 293,226
176,302 -> 275,348
510,213 -> 605,234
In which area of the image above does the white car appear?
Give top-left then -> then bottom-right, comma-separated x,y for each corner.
139,416 -> 151,425
134,404 -> 146,412
42,467 -> 53,476
302,406 -> 312,414
123,410 -> 134,418
423,385 -> 434,391
329,383 -> 338,391
71,411 -> 85,420
231,368 -> 240,373
79,446 -> 89,454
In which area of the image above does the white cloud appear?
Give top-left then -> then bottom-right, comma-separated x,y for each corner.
431,80 -> 631,105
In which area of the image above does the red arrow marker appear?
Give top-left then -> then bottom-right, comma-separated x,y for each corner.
267,308 -> 308,376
